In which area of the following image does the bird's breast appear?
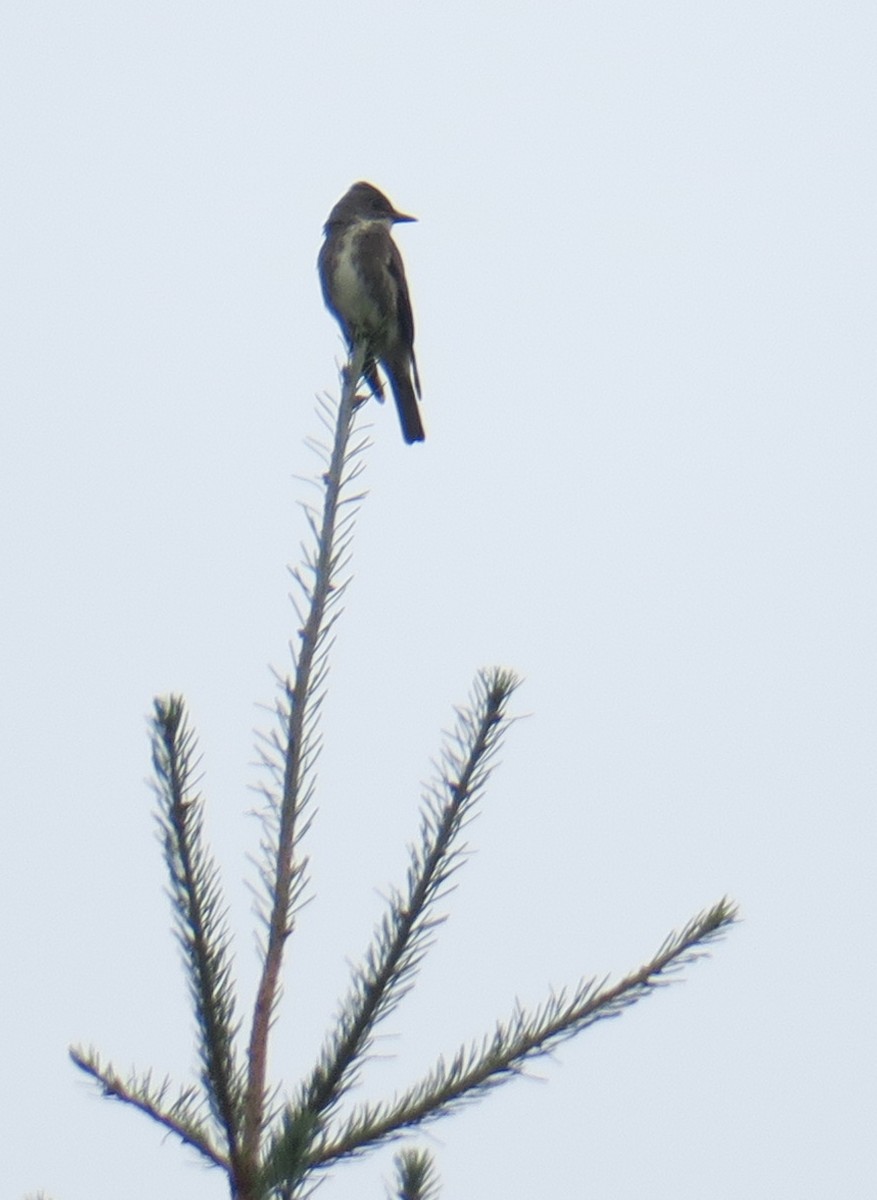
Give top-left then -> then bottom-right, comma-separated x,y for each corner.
329,226 -> 385,331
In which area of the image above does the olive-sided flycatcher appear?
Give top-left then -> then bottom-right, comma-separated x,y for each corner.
318,182 -> 424,444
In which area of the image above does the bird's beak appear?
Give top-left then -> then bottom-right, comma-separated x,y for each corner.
392,210 -> 417,224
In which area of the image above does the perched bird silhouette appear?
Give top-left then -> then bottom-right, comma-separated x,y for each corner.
318,182 -> 424,444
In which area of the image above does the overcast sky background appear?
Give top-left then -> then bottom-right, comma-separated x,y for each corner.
2,3 -> 875,1198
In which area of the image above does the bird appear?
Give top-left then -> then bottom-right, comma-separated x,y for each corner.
318,181 -> 424,444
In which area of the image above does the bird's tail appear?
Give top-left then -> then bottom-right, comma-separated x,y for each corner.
385,354 -> 425,444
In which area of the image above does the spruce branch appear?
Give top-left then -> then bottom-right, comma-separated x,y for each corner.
394,1148 -> 440,1200
150,696 -> 245,1168
68,1047 -> 226,1170
304,669 -> 518,1113
67,332 -> 740,1200
259,670 -> 519,1193
308,897 -> 737,1166
244,344 -> 370,1161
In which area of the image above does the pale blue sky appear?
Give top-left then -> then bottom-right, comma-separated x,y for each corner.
2,4 -> 875,1198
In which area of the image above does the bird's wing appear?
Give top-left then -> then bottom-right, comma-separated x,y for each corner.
387,239 -> 416,350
